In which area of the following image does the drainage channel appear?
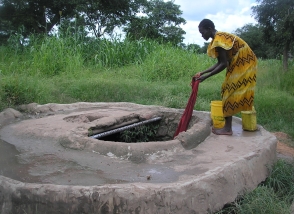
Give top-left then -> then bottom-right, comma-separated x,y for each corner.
89,117 -> 162,139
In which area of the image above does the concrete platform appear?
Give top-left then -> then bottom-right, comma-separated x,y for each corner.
0,102 -> 277,214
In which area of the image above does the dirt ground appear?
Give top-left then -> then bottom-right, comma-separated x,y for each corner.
273,132 -> 294,158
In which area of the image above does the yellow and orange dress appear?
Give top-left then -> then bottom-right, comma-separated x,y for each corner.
207,31 -> 257,117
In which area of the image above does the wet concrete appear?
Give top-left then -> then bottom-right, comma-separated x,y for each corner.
0,124 -> 260,186
0,139 -> 41,183
0,102 -> 277,214
0,103 -> 211,186
0,135 -> 192,186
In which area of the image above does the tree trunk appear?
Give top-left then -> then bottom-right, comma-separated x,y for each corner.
283,42 -> 289,71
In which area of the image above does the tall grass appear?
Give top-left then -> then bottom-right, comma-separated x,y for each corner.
1,33 -> 159,77
217,160 -> 294,214
255,60 -> 294,137
139,44 -> 214,81
0,33 -> 293,137
218,186 -> 291,214
264,159 -> 294,203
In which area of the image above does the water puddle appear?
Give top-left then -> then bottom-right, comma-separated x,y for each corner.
0,139 -> 42,183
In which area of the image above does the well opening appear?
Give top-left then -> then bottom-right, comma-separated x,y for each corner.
97,120 -> 162,142
88,112 -> 199,143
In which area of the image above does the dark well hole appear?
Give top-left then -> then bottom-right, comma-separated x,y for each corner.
98,122 -> 161,143
89,113 -> 199,143
90,117 -> 165,143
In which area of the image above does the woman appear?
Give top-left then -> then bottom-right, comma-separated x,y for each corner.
195,19 -> 257,135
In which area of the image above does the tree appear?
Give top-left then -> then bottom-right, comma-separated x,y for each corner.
199,42 -> 209,54
124,0 -> 186,45
58,14 -> 88,39
186,44 -> 201,54
0,0 -> 186,46
0,0 -> 145,41
79,0 -> 146,38
252,0 -> 294,70
0,0 -> 79,36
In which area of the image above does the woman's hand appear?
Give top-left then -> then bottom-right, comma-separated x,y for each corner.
195,72 -> 201,78
193,72 -> 201,79
192,72 -> 208,83
191,72 -> 202,86
193,72 -> 202,81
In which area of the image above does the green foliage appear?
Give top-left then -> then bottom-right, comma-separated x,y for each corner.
254,59 -> 294,137
0,0 -> 186,46
217,160 -> 294,214
1,76 -> 46,106
29,36 -> 84,76
58,17 -> 88,40
80,0 -> 144,38
88,37 -> 158,68
186,43 -> 201,54
257,60 -> 287,90
0,0 -> 144,38
124,0 -> 186,45
1,34 -> 160,76
119,123 -> 159,143
252,0 -> 294,69
0,0 -> 66,35
218,186 -> 291,214
199,42 -> 210,54
252,0 -> 294,46
264,159 -> 294,203
140,44 -> 215,81
6,26 -> 27,54
0,34 -> 293,140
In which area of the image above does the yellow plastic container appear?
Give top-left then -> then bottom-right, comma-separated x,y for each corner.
210,101 -> 225,129
241,106 -> 257,131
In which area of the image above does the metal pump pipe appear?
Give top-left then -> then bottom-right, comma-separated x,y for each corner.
89,117 -> 162,139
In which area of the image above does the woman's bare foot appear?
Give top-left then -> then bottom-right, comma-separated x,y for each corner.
212,127 -> 233,135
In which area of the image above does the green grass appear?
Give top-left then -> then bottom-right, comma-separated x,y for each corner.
0,34 -> 294,213
218,186 -> 291,214
1,33 -> 293,137
217,160 -> 294,214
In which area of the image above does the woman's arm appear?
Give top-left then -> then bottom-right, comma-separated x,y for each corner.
200,63 -> 218,75
194,47 -> 228,82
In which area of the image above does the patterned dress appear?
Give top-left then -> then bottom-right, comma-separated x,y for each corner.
207,31 -> 257,117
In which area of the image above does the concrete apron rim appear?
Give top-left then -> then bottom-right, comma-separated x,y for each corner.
0,102 -> 277,213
